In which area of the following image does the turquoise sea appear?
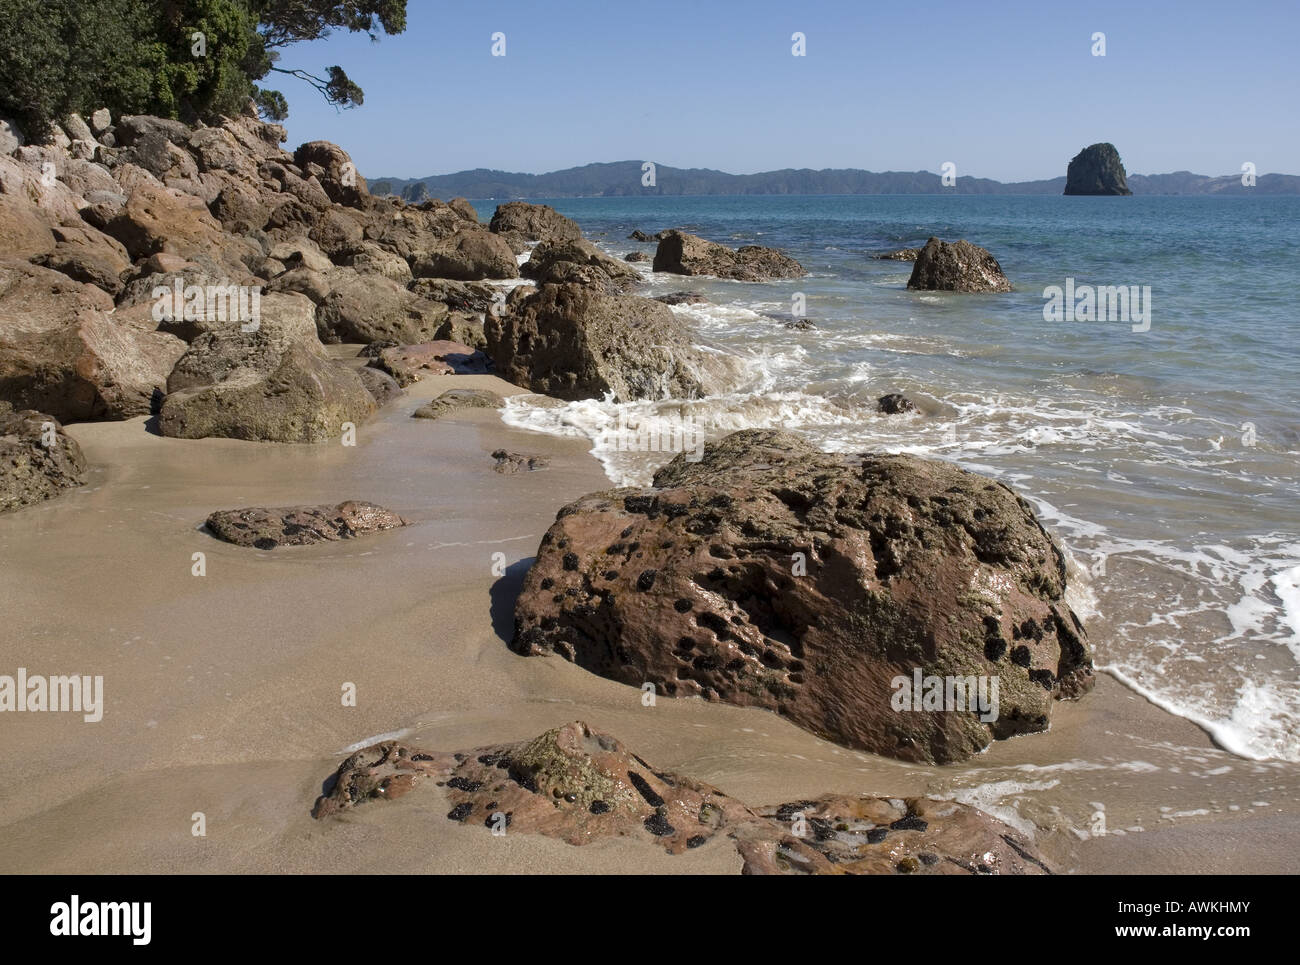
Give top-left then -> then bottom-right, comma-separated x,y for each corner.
473,194 -> 1300,762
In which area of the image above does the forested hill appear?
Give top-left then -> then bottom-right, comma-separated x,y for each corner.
370,161 -> 1300,199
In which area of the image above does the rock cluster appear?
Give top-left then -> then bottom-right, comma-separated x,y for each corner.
653,229 -> 805,281
313,720 -> 1052,874
0,105 -> 523,456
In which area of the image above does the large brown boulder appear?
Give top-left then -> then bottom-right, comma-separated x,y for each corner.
412,227 -> 519,281
510,429 -> 1093,764
0,260 -> 184,421
158,341 -> 376,443
486,282 -> 716,402
312,720 -> 1051,874
521,238 -> 641,292
0,405 -> 87,513
653,229 -> 805,281
488,201 -> 581,243
906,237 -> 1012,293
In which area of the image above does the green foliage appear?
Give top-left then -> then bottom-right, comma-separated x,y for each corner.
0,0 -> 406,138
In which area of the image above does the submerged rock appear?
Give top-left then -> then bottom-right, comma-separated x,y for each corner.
907,237 -> 1012,293
412,387 -> 503,420
312,720 -> 1051,874
654,291 -> 708,306
206,500 -> 406,549
491,448 -> 550,473
0,406 -> 87,513
1064,143 -> 1132,196
653,229 -> 805,281
877,393 -> 915,414
510,429 -> 1093,764
872,247 -> 921,262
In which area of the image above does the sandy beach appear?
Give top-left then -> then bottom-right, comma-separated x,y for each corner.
1,362 -> 1294,875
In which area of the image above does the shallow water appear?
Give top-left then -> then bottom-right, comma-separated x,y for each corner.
480,194 -> 1300,763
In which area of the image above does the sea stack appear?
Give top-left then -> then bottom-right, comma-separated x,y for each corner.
1064,143 -> 1133,195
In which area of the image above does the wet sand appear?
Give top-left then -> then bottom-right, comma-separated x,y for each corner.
1,368 -> 1296,874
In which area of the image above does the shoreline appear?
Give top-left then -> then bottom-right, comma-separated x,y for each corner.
1,367 -> 1294,874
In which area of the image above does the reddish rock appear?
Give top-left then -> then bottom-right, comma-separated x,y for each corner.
313,720 -> 1051,875
367,340 -> 490,387
510,429 -> 1093,764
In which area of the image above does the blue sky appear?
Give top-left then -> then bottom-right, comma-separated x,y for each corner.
276,0 -> 1299,181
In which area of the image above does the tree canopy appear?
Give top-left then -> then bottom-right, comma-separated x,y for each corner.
0,0 -> 407,136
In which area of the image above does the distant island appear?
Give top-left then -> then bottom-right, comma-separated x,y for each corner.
370,161 -> 1299,200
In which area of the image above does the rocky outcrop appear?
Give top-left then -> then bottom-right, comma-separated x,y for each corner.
521,238 -> 641,292
159,342 -> 376,443
653,230 -> 805,281
1064,143 -> 1132,196
313,720 -> 1051,874
0,405 -> 87,513
206,500 -> 405,549
906,238 -> 1012,293
488,202 -> 581,244
510,429 -> 1093,764
486,282 -> 718,402
0,108 -> 538,448
412,387 -> 503,420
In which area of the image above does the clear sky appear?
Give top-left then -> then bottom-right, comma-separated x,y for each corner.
276,0 -> 1299,182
